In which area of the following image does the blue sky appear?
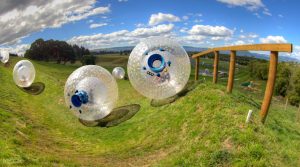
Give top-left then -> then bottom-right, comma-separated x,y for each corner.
0,0 -> 299,59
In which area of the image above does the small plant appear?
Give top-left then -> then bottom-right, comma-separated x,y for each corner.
209,150 -> 232,166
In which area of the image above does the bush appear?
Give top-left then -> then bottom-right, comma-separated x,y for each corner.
288,69 -> 300,106
81,55 -> 96,65
275,63 -> 292,97
275,78 -> 290,96
248,60 -> 269,80
288,92 -> 300,107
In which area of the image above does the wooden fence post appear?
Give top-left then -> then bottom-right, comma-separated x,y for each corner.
260,51 -> 278,123
284,98 -> 288,111
297,105 -> 300,121
227,51 -> 236,93
213,51 -> 219,84
195,57 -> 199,80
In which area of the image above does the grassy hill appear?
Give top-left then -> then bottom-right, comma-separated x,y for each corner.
0,56 -> 300,166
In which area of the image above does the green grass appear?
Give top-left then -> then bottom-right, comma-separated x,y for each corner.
0,56 -> 299,166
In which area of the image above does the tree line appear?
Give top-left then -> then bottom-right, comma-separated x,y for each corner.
24,38 -> 95,65
248,60 -> 300,107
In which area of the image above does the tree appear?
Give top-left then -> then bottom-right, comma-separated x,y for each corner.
24,38 -> 89,64
81,55 -> 96,65
275,63 -> 292,97
287,65 -> 300,107
248,60 -> 269,80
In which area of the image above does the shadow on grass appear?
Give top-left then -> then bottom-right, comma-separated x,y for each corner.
231,93 -> 261,109
150,80 -> 203,107
4,62 -> 10,67
79,104 -> 141,127
17,82 -> 45,95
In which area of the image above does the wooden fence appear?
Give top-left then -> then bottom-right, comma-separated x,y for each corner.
192,44 -> 293,123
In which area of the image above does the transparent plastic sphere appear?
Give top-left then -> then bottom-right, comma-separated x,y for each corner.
64,65 -> 118,121
112,67 -> 125,80
127,37 -> 191,100
13,60 -> 36,88
0,50 -> 9,63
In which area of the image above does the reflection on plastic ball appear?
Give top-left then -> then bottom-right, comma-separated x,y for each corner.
64,65 -> 118,121
13,60 -> 36,88
112,67 -> 125,79
127,37 -> 191,100
0,50 -> 9,63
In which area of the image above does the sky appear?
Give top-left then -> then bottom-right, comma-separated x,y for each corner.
0,0 -> 299,60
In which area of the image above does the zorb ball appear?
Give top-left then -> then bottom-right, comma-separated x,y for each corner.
0,50 -> 9,63
127,37 -> 191,100
13,60 -> 36,88
112,67 -> 125,80
64,65 -> 118,121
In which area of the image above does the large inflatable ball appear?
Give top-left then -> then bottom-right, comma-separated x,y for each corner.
13,60 -> 36,88
64,65 -> 118,121
0,50 -> 9,63
112,67 -> 125,80
127,37 -> 191,100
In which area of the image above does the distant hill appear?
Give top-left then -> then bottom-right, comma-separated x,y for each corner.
92,46 -> 299,62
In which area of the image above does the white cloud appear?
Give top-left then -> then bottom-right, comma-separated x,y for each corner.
278,14 -> 284,18
68,22 -> 239,49
239,33 -> 258,39
216,0 -> 265,11
90,23 -> 108,29
262,8 -> 272,16
234,40 -> 246,45
254,12 -> 262,18
0,44 -> 30,56
68,24 -> 175,49
0,0 -> 110,45
149,12 -> 181,26
291,46 -> 300,60
135,23 -> 145,28
180,35 -> 206,44
180,27 -> 188,33
130,24 -> 175,37
118,0 -> 128,2
188,25 -> 234,37
194,19 -> 203,23
248,34 -> 258,38
187,13 -> 203,17
259,36 -> 288,43
211,36 -> 231,41
217,0 -> 271,18
284,45 -> 300,61
182,16 -> 189,20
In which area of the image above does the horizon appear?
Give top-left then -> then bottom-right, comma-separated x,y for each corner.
0,0 -> 299,60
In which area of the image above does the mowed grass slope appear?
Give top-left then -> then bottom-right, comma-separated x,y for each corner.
0,56 -> 299,166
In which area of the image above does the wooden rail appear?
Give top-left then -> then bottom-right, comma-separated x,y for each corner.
192,43 -> 293,123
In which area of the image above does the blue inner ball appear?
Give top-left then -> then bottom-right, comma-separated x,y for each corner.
71,90 -> 89,107
147,54 -> 166,73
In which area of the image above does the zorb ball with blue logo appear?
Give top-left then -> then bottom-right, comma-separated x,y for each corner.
112,67 -> 125,80
64,65 -> 118,121
13,60 -> 36,87
127,37 -> 191,100
0,50 -> 9,63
